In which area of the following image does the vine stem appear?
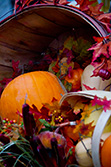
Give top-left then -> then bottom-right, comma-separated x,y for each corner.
55,121 -> 76,133
79,133 -> 92,158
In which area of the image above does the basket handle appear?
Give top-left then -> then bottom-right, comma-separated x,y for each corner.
92,110 -> 111,167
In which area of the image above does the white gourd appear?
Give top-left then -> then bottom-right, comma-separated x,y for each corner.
75,132 -> 111,167
75,138 -> 93,167
81,64 -> 111,91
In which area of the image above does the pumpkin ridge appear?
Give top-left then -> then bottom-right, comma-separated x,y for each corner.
41,71 -> 59,99
30,71 -> 43,107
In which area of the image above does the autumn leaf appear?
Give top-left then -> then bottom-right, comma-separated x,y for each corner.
96,13 -> 111,33
52,61 -> 60,73
73,120 -> 95,137
75,0 -> 97,12
88,41 -> 111,63
12,60 -> 22,78
59,57 -> 74,76
90,55 -> 111,79
93,36 -> 105,43
0,78 -> 12,86
91,95 -> 111,112
91,57 -> 108,77
101,97 -> 111,112
93,34 -> 111,43
88,2 -> 104,17
79,121 -> 95,136
80,104 -> 93,120
64,36 -> 74,50
29,104 -> 49,121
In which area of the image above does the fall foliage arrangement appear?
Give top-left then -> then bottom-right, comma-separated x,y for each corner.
0,0 -> 111,167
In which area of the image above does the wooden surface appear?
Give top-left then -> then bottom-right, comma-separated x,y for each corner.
0,4 -> 108,81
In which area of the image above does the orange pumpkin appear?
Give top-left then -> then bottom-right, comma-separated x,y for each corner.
0,71 -> 66,121
65,68 -> 83,90
101,135 -> 111,167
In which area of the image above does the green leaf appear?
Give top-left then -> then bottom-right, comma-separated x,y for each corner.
48,61 -> 56,74
64,36 -> 74,50
39,119 -> 52,128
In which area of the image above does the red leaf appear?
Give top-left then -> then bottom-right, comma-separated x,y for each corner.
93,36 -> 104,43
0,78 -> 12,86
88,2 -> 104,17
91,96 -> 111,112
75,0 -> 97,11
29,104 -> 49,120
96,13 -> 111,33
12,60 -> 22,78
88,41 -> 111,63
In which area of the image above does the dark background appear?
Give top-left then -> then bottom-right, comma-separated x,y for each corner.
0,0 -> 15,22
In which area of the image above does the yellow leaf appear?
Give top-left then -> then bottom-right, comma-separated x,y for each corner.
64,36 -> 74,50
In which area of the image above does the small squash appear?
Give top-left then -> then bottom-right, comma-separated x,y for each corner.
0,71 -> 66,121
65,68 -> 83,90
75,133 -> 111,167
81,64 -> 111,91
75,138 -> 93,167
101,134 -> 111,167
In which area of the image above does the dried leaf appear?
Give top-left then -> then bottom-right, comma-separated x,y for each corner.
80,104 -> 93,120
88,41 -> 111,63
91,95 -> 111,112
88,2 -> 104,17
96,13 -> 111,33
75,0 -> 97,11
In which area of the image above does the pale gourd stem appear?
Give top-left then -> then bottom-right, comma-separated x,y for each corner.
79,133 -> 92,158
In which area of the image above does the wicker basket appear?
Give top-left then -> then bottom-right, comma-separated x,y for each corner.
0,4 -> 108,86
59,90 -> 111,167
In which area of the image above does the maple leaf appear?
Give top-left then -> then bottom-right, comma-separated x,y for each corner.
82,84 -> 97,90
73,99 -> 86,115
93,36 -> 105,43
12,60 -> 22,78
75,0 -> 97,12
64,36 -> 74,50
80,104 -> 93,120
91,95 -> 103,106
29,104 -> 49,121
91,95 -> 111,112
88,41 -> 111,63
52,61 -> 60,73
80,121 -> 95,136
91,57 -> 111,78
14,0 -> 40,12
96,13 -> 111,33
59,57 -> 74,76
101,96 -> 111,112
73,120 -> 95,137
93,34 -> 111,43
88,2 -> 104,17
